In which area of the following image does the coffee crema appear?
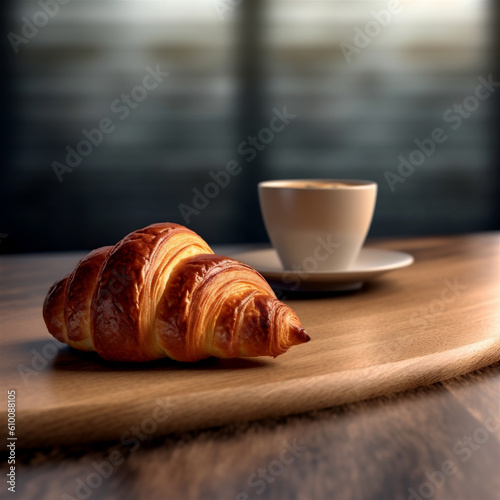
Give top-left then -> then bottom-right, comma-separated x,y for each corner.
276,181 -> 355,189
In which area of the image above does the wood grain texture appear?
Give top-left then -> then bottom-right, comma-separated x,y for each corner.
0,234 -> 499,451
3,363 -> 499,500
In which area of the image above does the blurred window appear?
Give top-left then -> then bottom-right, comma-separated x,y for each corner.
4,0 -> 495,251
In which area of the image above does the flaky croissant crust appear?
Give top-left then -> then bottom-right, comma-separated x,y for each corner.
43,223 -> 309,362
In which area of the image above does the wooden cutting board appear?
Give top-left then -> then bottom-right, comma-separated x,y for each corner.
1,234 -> 499,449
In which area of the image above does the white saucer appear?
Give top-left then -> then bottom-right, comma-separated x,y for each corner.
228,248 -> 414,292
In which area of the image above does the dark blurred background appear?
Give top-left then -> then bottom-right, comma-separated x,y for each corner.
1,0 -> 499,253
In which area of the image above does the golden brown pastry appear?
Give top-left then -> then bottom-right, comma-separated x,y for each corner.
43,223 -> 309,362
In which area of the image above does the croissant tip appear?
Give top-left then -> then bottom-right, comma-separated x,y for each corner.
298,328 -> 310,343
290,326 -> 310,346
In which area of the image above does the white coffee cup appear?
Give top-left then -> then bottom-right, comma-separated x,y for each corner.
258,179 -> 377,272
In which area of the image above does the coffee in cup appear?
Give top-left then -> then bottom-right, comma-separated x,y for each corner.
258,179 -> 377,272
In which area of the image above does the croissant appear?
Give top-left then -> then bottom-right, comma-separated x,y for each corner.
43,223 -> 309,362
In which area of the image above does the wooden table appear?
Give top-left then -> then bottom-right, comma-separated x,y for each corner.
1,234 -> 499,500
